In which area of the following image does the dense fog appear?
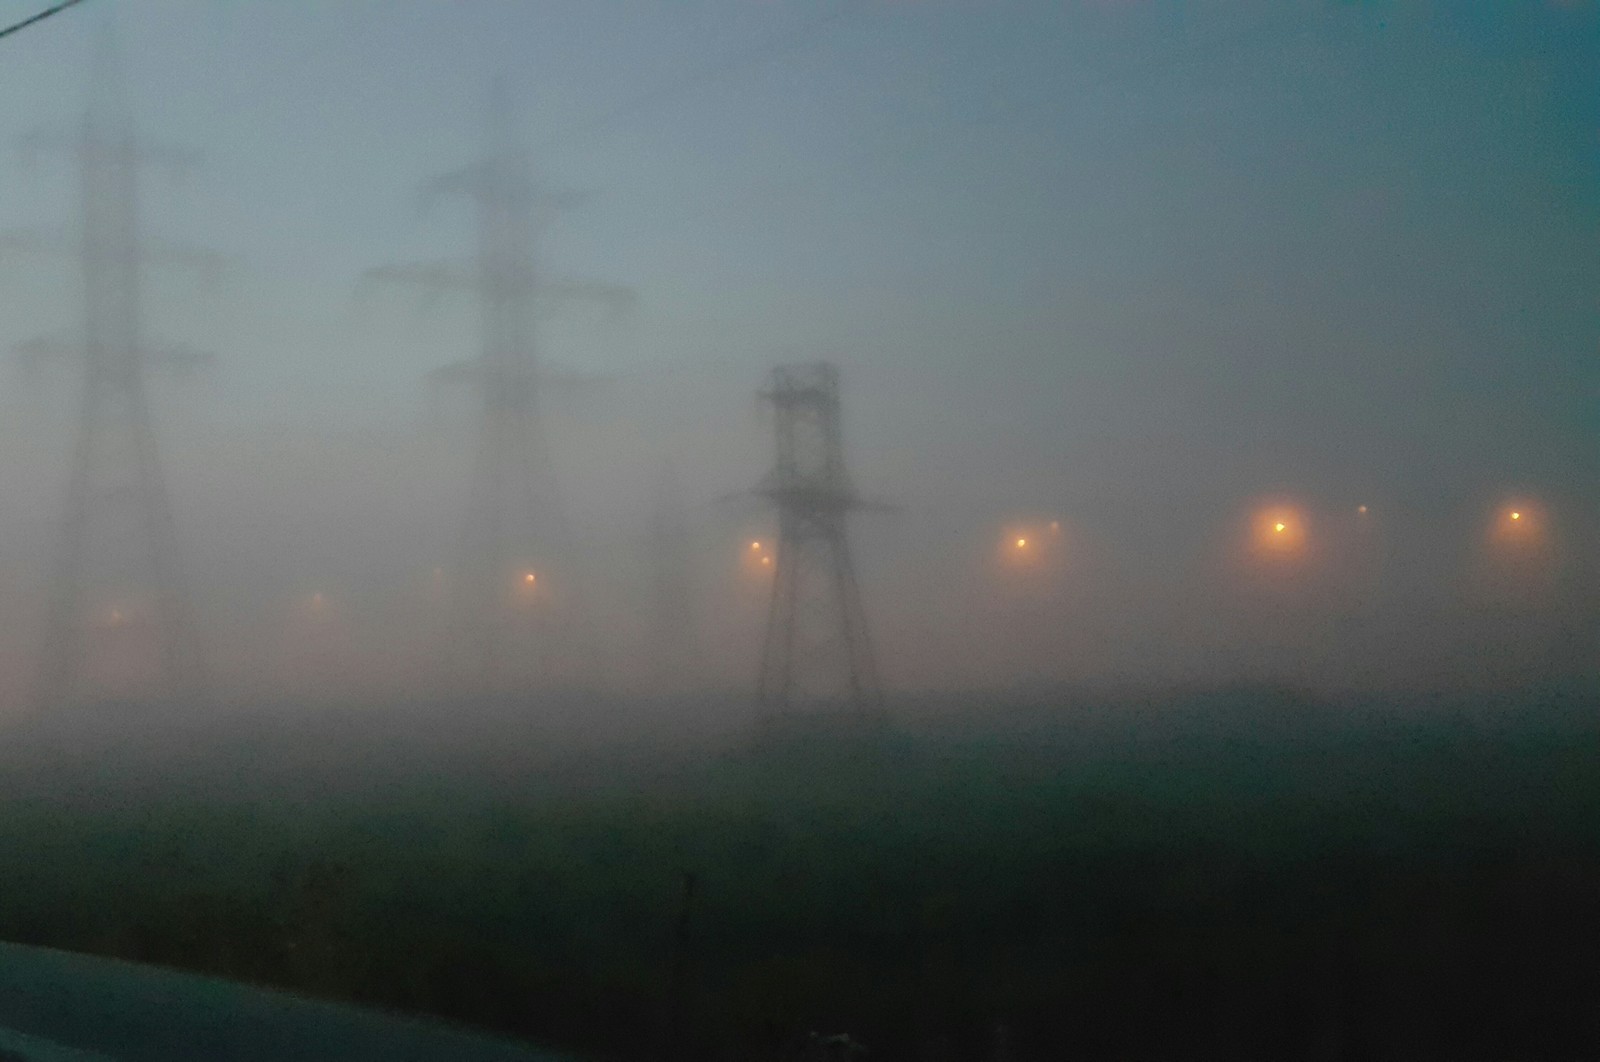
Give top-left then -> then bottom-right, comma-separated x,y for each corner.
0,0 -> 1593,714
0,5 -> 1598,1059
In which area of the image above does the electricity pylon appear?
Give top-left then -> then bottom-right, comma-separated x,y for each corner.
647,458 -> 698,692
753,362 -> 884,713
364,80 -> 630,692
10,29 -> 212,709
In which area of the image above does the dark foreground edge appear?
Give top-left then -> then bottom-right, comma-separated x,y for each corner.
0,942 -> 570,1061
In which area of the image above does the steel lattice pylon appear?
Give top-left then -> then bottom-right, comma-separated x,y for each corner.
22,31 -> 209,709
648,458 -> 698,691
754,363 -> 882,713
365,81 -> 629,692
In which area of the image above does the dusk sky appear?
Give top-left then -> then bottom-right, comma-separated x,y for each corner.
0,0 -> 1593,702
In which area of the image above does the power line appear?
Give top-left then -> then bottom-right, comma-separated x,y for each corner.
0,0 -> 89,45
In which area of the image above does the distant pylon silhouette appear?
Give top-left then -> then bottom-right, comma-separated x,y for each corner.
648,458 -> 698,691
14,27 -> 210,709
754,363 -> 883,712
364,80 -> 630,691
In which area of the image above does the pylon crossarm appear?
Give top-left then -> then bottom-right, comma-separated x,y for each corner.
142,240 -> 230,276
538,276 -> 636,314
361,260 -> 474,292
751,361 -> 884,713
18,127 -> 196,172
0,227 -> 58,254
13,335 -> 76,377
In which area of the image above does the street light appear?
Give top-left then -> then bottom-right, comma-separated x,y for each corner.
1250,504 -> 1307,558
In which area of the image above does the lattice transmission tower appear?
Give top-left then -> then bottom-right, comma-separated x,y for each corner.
364,81 -> 630,691
647,457 -> 699,692
753,362 -> 884,713
10,29 -> 213,709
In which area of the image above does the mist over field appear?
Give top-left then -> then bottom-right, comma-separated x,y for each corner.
0,0 -> 1592,711
0,0 -> 1593,1058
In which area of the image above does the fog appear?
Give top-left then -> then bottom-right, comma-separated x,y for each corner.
1,6 -> 1599,1057
0,0 -> 1594,715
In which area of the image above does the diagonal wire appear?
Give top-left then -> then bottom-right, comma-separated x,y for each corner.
0,0 -> 89,44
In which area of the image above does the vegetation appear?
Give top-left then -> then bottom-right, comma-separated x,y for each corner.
0,683 -> 1596,1060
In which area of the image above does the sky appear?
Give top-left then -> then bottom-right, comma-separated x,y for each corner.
0,0 -> 1593,708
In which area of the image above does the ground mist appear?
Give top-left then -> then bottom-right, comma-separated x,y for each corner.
0,682 -> 1595,1060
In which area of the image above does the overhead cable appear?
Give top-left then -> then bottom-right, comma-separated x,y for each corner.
0,0 -> 89,45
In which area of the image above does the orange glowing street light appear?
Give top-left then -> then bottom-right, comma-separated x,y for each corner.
1001,522 -> 1059,570
1251,504 -> 1307,558
1489,500 -> 1549,554
743,539 -> 775,576
513,570 -> 541,606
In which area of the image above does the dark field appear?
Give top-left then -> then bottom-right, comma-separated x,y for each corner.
0,684 -> 1596,1061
